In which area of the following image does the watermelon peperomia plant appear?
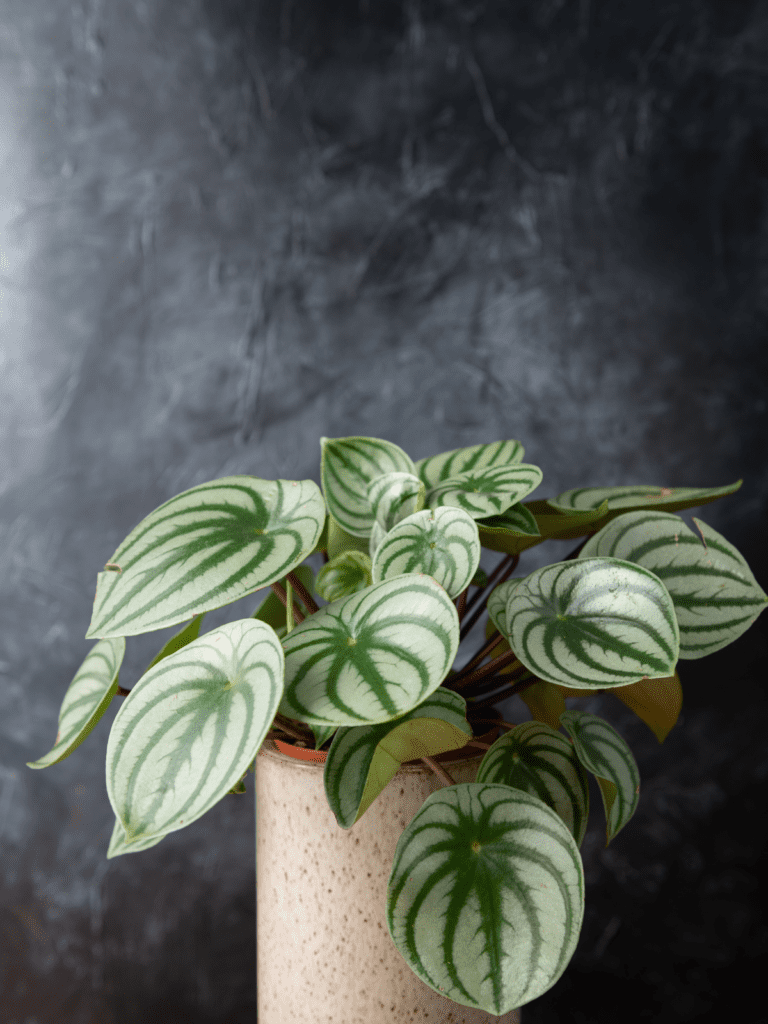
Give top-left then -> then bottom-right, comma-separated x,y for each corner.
28,436 -> 767,1016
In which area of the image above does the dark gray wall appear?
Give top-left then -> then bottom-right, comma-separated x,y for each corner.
2,1 -> 767,1021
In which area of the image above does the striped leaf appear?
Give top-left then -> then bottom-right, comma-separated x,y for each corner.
107,817 -> 165,859
367,471 -> 426,532
311,725 -> 338,751
106,619 -> 284,843
387,784 -> 584,1015
477,503 -> 541,553
559,709 -> 640,845
369,520 -> 387,560
371,507 -> 481,598
504,558 -> 680,688
320,436 -> 415,538
425,463 -> 543,520
415,440 -> 525,488
324,688 -> 471,827
549,480 -> 742,517
27,638 -> 125,769
326,516 -> 372,560
476,721 -> 590,846
315,551 -> 372,602
486,578 -> 523,637
279,575 -> 460,728
579,511 -> 768,658
86,477 -> 326,639
608,672 -> 683,743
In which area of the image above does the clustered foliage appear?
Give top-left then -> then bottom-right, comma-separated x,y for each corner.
28,436 -> 767,1015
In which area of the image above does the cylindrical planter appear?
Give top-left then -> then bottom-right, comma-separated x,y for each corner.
256,732 -> 522,1024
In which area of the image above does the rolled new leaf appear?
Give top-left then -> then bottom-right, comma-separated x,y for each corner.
106,619 -> 284,843
86,477 -> 325,639
425,463 -> 543,519
579,511 -> 768,658
476,721 -> 590,846
279,575 -> 459,727
367,471 -> 426,532
320,436 -> 415,538
107,816 -> 165,859
504,557 -> 680,688
315,551 -> 372,603
387,784 -> 584,1015
324,688 -> 472,827
371,506 -> 481,598
559,709 -> 640,845
27,638 -> 125,769
415,440 -> 525,488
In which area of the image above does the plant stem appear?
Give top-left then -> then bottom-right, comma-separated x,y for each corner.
449,648 -> 520,690
466,676 -> 537,708
116,685 -> 131,696
456,586 -> 469,620
286,572 -> 319,614
421,756 -> 456,786
272,713 -> 313,742
463,739 -> 492,750
454,630 -> 501,679
463,552 -> 515,617
459,659 -> 529,698
458,554 -> 519,641
470,718 -> 518,732
271,581 -> 305,623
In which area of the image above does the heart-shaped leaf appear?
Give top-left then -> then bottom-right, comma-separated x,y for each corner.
504,558 -> 680,688
579,511 -> 768,658
324,688 -> 472,827
371,507 -> 481,598
476,721 -> 590,846
106,619 -> 284,843
415,440 -> 525,488
367,472 -> 426,532
320,436 -> 415,538
559,709 -> 640,845
27,638 -> 125,769
425,463 -> 543,519
107,816 -> 165,858
387,784 -> 584,1015
278,575 -> 459,727
86,477 -> 325,639
315,551 -> 372,602
549,480 -> 742,518
608,672 -> 683,743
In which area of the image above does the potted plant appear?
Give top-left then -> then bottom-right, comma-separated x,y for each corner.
27,436 -> 767,1020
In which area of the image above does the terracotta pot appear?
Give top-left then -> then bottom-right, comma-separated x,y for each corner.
256,724 -> 522,1023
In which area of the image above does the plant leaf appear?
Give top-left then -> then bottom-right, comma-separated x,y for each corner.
486,578 -> 523,637
608,673 -> 683,744
320,436 -> 415,538
477,503 -> 541,552
549,480 -> 742,518
579,511 -> 768,658
387,784 -> 584,1015
316,551 -> 373,602
367,472 -> 426,532
279,575 -> 460,727
250,565 -> 315,630
559,709 -> 640,845
518,680 -> 568,731
86,477 -> 325,639
324,688 -> 471,827
415,440 -> 525,487
476,721 -> 590,846
371,507 -> 481,599
504,557 -> 680,688
311,725 -> 337,750
144,614 -> 206,673
106,619 -> 284,843
425,463 -> 543,519
107,816 -> 165,858
27,638 -> 125,769
326,515 -> 372,560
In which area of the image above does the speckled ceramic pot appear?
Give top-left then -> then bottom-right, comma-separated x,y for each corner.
255,735 -> 522,1024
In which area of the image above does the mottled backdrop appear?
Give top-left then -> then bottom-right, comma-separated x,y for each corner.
1,0 -> 767,1021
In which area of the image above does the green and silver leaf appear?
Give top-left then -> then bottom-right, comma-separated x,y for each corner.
86,477 -> 325,639
477,503 -> 541,552
107,816 -> 165,859
27,637 -> 125,769
106,619 -> 284,843
320,436 -> 415,538
476,721 -> 590,847
549,480 -> 742,517
371,507 -> 481,598
279,575 -> 459,727
579,511 -> 768,658
486,578 -> 523,638
559,709 -> 640,845
315,551 -> 372,603
415,440 -> 525,488
387,784 -> 584,1015
504,557 -> 680,688
311,724 -> 338,751
369,520 -> 387,561
324,688 -> 472,828
367,471 -> 426,532
425,463 -> 543,520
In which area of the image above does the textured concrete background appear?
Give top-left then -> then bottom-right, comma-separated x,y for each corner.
1,0 -> 767,1021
